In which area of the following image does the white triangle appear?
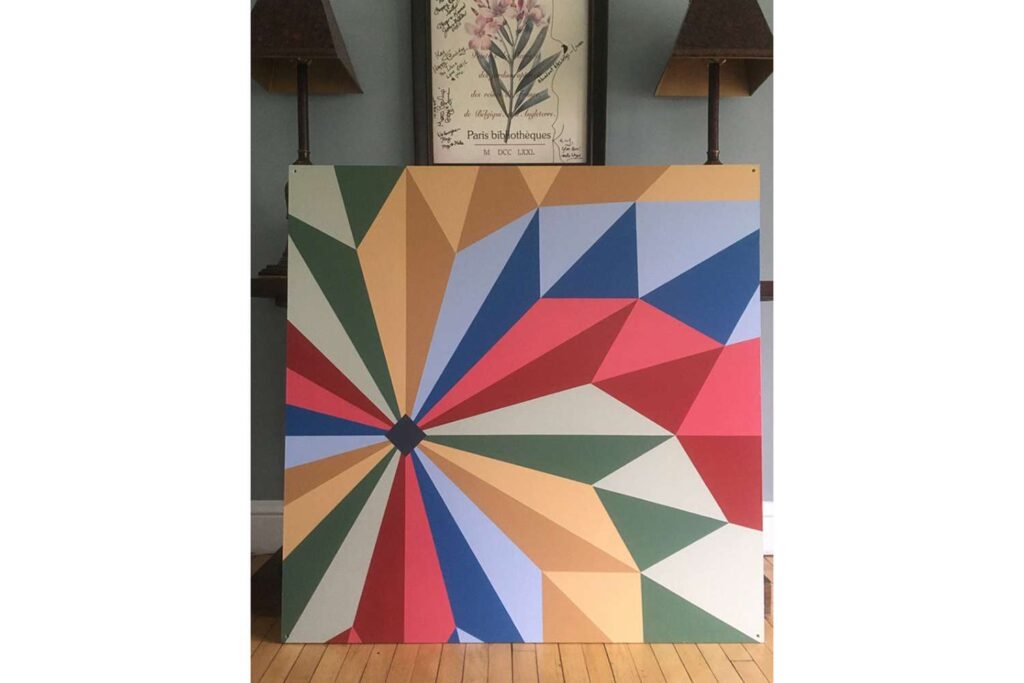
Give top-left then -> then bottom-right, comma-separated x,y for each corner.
288,166 -> 355,247
595,439 -> 725,520
425,385 -> 669,436
643,524 -> 764,641
286,453 -> 399,642
727,288 -> 761,345
288,237 -> 396,420
457,628 -> 482,643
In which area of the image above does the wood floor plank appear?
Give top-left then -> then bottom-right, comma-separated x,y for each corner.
627,645 -> 665,683
253,638 -> 285,683
695,646 -> 741,683
386,645 -> 420,683
336,644 -> 373,683
719,645 -> 751,663
558,644 -> 590,683
762,558 -> 772,583
410,644 -> 442,683
310,645 -> 350,683
605,644 -> 640,683
672,645 -> 715,683
286,645 -> 327,683
513,644 -> 539,683
649,644 -> 692,683
260,643 -> 305,683
437,644 -> 466,683
762,621 -> 772,652
463,644 -> 488,683
732,662 -> 769,683
536,644 -> 564,683
362,644 -> 398,683
581,644 -> 614,683
253,617 -> 277,654
741,645 -> 771,682
488,643 -> 513,683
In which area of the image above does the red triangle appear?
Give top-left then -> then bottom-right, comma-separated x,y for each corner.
421,304 -> 635,429
677,339 -> 761,436
351,455 -> 407,642
679,436 -> 762,530
403,456 -> 456,642
287,323 -> 394,429
420,298 -> 635,425
595,348 -> 723,433
327,627 -> 362,644
594,301 -> 722,381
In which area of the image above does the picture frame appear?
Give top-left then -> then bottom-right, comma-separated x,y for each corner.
412,0 -> 608,165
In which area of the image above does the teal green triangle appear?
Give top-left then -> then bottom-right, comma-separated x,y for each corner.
427,435 -> 671,484
289,216 -> 400,419
596,489 -> 726,570
282,449 -> 396,639
642,576 -> 755,642
334,166 -> 406,246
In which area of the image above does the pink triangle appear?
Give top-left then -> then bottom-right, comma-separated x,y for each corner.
677,339 -> 762,436
286,369 -> 393,430
403,457 -> 456,642
420,298 -> 635,424
593,301 -> 722,382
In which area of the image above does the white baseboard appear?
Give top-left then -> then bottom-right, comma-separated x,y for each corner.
251,500 -> 283,555
251,499 -> 776,556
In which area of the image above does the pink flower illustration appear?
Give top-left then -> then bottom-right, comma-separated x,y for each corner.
515,0 -> 548,27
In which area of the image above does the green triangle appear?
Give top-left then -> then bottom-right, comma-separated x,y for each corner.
596,489 -> 726,570
282,449 -> 396,638
641,576 -> 755,642
289,216 -> 400,419
334,166 -> 406,246
427,435 -> 671,484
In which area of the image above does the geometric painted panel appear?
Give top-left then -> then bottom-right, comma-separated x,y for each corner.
282,164 -> 763,643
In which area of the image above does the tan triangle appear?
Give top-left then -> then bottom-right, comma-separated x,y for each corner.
542,575 -> 610,642
541,166 -> 668,206
284,440 -> 390,504
406,167 -> 479,250
518,166 -> 561,205
282,443 -> 393,558
357,172 -> 408,414
459,166 -> 537,250
421,442 -> 636,571
638,164 -> 760,202
545,571 -> 643,642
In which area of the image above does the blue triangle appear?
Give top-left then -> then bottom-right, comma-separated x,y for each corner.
412,454 -> 523,642
643,231 -> 760,344
545,204 -> 638,298
417,211 -> 540,420
284,406 -> 388,437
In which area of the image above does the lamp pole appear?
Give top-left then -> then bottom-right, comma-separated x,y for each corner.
295,59 -> 311,165
705,60 -> 722,165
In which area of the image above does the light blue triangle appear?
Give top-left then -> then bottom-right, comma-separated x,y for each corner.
539,202 -> 632,294
284,435 -> 388,468
412,212 -> 533,417
637,201 -> 759,296
727,288 -> 761,344
457,628 -> 482,643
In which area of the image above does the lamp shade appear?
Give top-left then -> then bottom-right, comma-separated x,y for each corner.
251,0 -> 362,94
655,0 -> 773,97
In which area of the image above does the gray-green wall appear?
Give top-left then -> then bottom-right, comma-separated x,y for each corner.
252,0 -> 773,501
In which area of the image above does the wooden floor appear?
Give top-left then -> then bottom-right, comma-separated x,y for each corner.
251,555 -> 774,683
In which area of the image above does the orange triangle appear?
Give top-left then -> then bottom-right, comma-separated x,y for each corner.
518,166 -> 561,204
407,167 -> 479,249
459,166 -> 537,250
406,179 -> 456,413
541,166 -> 668,206
542,575 -> 610,642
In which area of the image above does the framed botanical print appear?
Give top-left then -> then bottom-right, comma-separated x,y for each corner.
412,0 -> 608,165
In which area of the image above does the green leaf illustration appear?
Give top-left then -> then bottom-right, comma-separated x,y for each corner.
485,53 -> 509,116
491,41 -> 509,62
516,26 -> 548,74
499,23 -> 513,46
514,21 -> 534,58
514,89 -> 550,116
518,52 -> 560,94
